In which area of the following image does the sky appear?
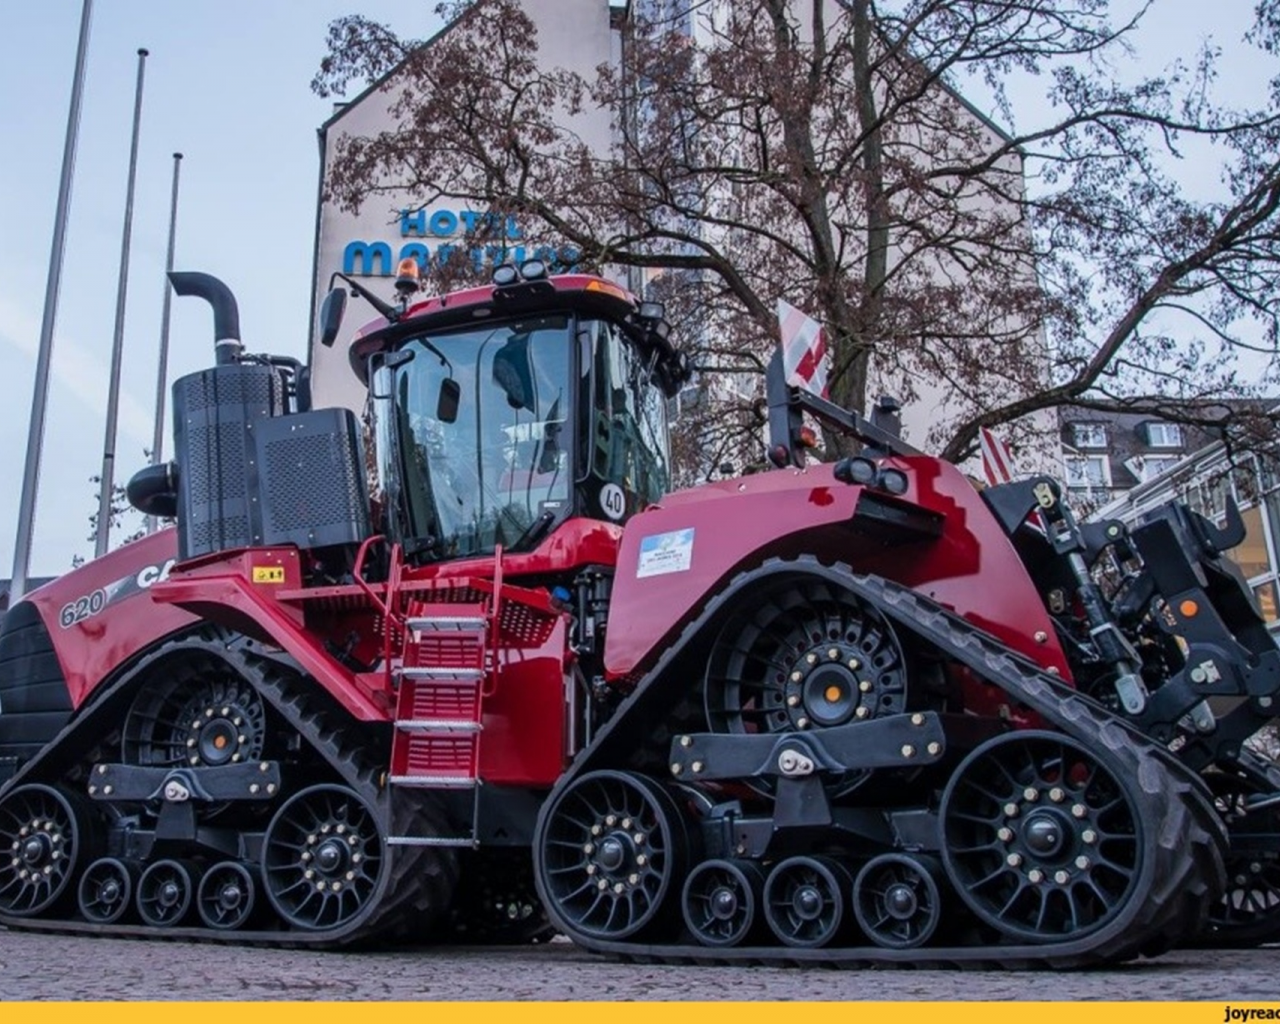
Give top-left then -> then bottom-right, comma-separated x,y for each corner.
0,0 -> 1273,580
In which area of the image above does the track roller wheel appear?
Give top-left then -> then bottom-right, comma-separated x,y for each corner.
78,857 -> 138,924
852,853 -> 943,949
137,859 -> 196,927
681,858 -> 764,947
763,855 -> 850,948
262,784 -> 385,931
0,784 -> 89,917
536,770 -> 688,941
940,731 -> 1142,942
198,860 -> 258,930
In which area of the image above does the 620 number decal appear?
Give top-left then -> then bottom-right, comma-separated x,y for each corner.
59,589 -> 106,629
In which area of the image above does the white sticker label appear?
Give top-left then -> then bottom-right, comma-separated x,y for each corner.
637,528 -> 695,578
600,482 -> 626,521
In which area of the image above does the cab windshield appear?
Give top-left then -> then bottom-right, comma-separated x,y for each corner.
393,316 -> 572,558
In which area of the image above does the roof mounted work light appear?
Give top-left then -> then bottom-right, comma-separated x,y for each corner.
492,264 -> 520,287
519,259 -> 548,281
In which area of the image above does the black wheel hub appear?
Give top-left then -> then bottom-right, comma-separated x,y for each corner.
711,886 -> 739,920
21,833 -> 52,868
217,882 -> 244,910
158,881 -> 182,908
99,879 -> 123,906
1022,812 -> 1067,858
794,885 -> 824,920
885,883 -> 918,920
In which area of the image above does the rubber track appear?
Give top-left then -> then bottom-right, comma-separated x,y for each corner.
536,557 -> 1228,969
0,632 -> 458,947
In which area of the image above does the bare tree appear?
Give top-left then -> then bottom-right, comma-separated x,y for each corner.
315,0 -> 1280,476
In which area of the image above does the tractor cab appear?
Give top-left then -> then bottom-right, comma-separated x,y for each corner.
336,261 -> 690,561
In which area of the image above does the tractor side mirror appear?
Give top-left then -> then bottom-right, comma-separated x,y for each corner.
318,287 -> 348,348
437,378 -> 461,424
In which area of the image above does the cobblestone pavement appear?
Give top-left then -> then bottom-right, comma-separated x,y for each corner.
0,930 -> 1276,1001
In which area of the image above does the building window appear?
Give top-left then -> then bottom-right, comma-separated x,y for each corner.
1065,455 -> 1111,489
1142,455 -> 1181,480
1145,422 -> 1183,448
1255,580 -> 1278,625
1230,504 -> 1274,580
1071,423 -> 1107,448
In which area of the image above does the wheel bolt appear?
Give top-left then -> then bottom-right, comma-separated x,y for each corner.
1023,788 -> 1039,802
911,713 -> 925,726
1003,803 -> 1020,817
192,720 -> 203,731
206,708 -> 215,718
670,763 -> 683,775
806,653 -> 817,665
856,707 -> 869,719
859,681 -> 873,693
997,827 -> 1013,842
249,784 -> 260,795
1049,787 -> 1065,803
1075,856 -> 1091,870
787,695 -> 801,707
605,815 -> 617,826
628,873 -> 639,885
597,879 -> 608,891
348,835 -> 358,846
346,871 -> 355,881
103,785 -> 113,795
1006,853 -> 1022,867
926,742 -> 941,756
634,834 -> 646,845
828,648 -> 840,660
901,744 -> 915,758
304,869 -> 315,879
336,824 -> 346,834
591,825 -> 602,836
1071,804 -> 1087,819
233,717 -> 242,727
1082,829 -> 1097,844
321,824 -> 331,833
88,785 -> 97,796
1027,869 -> 1044,884
1252,862 -> 1263,874
331,881 -> 342,892
586,864 -> 596,875
97,766 -> 108,776
301,852 -> 312,863
796,717 -> 809,729
583,843 -> 595,854
636,854 -> 647,866
307,834 -> 318,845
679,736 -> 693,748
187,739 -> 196,749
1054,870 -> 1070,884
190,756 -> 200,766
849,658 -> 860,669
613,882 -> 624,894
352,854 -> 362,864
691,761 -> 704,773
316,882 -> 326,892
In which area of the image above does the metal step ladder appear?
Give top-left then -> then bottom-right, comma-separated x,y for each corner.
386,604 -> 489,848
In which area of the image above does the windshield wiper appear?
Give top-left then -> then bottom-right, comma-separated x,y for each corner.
509,509 -> 556,553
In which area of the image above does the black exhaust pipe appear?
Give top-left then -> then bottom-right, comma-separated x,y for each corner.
168,271 -> 242,364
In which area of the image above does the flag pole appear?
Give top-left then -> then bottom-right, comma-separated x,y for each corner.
10,0 -> 94,599
95,47 -> 150,558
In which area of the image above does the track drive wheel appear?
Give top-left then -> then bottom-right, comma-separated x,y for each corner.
198,860 -> 258,931
262,784 -> 385,931
941,731 -> 1142,942
136,859 -> 196,927
853,853 -> 943,949
704,577 -> 907,796
123,657 -> 268,770
681,858 -> 764,947
78,857 -> 138,924
0,784 -> 90,917
763,855 -> 850,948
536,770 -> 688,941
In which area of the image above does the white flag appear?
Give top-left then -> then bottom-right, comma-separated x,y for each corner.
777,299 -> 829,398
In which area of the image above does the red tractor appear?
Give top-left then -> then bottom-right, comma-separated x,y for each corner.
0,259 -> 1275,964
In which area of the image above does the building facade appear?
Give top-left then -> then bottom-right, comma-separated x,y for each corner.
309,0 -> 1057,471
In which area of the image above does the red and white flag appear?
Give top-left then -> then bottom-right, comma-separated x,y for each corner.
777,299 -> 829,398
980,426 -> 1017,486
